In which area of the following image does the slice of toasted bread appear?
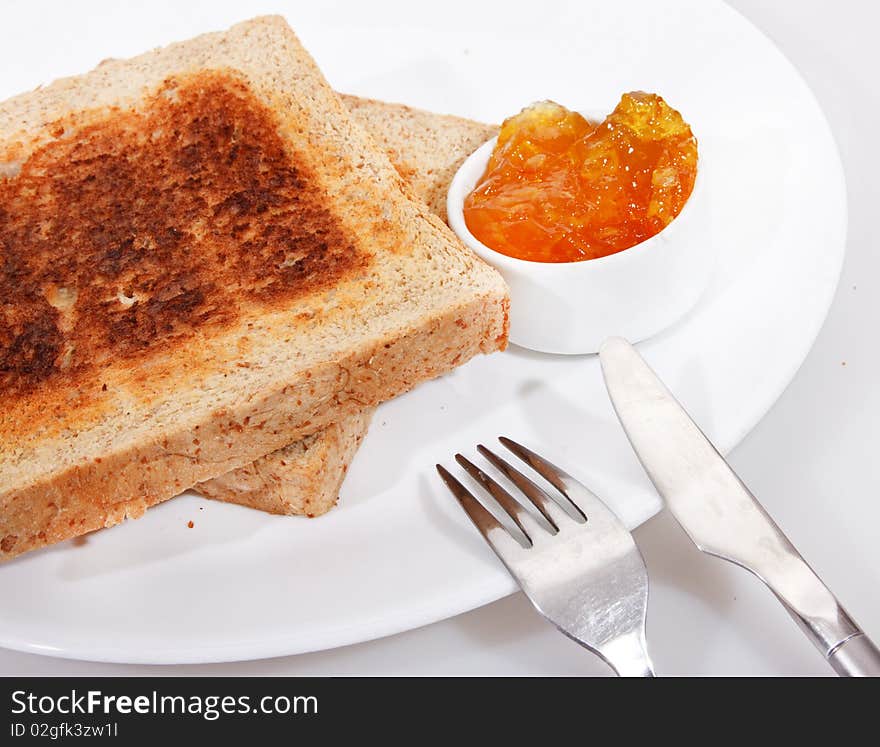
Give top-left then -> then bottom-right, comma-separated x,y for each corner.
198,98 -> 498,517
0,17 -> 509,559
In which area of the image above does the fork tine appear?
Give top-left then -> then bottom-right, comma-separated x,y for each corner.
476,445 -> 572,529
455,454 -> 548,543
499,436 -> 620,528
498,436 -> 574,497
435,465 -> 524,558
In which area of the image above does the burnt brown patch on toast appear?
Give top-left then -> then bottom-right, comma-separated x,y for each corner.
0,70 -> 368,402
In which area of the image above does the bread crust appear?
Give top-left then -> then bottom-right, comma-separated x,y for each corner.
0,17 -> 509,559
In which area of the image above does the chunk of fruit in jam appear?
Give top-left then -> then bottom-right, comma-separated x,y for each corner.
463,93 -> 698,262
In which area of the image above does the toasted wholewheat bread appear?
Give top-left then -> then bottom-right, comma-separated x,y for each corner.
198,97 -> 498,516
0,17 -> 509,559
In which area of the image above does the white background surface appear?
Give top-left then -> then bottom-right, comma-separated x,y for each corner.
1,0 -> 877,676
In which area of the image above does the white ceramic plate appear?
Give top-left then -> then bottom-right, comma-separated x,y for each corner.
0,0 -> 845,663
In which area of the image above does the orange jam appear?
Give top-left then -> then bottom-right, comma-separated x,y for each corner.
463,93 -> 698,262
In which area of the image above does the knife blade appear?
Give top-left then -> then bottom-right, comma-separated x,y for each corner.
598,336 -> 880,676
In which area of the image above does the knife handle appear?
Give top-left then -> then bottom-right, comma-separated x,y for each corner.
827,634 -> 880,677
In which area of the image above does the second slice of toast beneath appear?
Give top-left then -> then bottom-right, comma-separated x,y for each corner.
197,407 -> 373,517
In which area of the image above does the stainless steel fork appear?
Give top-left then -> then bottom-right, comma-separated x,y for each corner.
437,437 -> 654,677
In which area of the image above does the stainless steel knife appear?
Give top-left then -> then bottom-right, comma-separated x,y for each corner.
598,336 -> 880,676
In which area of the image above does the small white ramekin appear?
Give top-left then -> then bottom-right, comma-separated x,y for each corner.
446,118 -> 711,355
